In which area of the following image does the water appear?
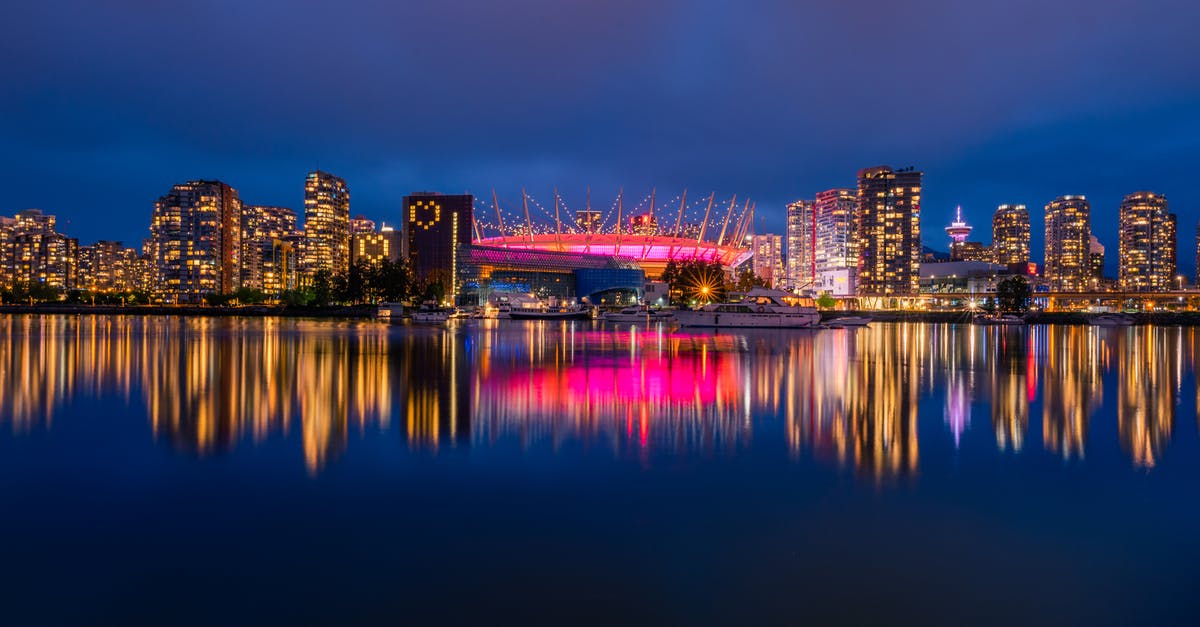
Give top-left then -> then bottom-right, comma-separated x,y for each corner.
1,315 -> 1199,626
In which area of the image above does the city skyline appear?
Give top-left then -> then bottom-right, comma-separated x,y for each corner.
3,1 -> 1198,278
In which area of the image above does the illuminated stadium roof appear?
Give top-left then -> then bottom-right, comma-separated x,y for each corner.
471,189 -> 754,277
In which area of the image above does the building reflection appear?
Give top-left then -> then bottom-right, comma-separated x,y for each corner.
2,316 -> 1197,477
989,328 -> 1031,452
1041,326 -> 1105,460
0,316 -> 397,474
1116,327 -> 1179,468
787,324 -> 921,481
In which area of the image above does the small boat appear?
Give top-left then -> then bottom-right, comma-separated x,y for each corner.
1090,313 -> 1135,327
973,314 -> 1026,325
824,315 -> 871,328
601,306 -> 676,323
409,301 -> 453,323
675,288 -> 820,329
377,302 -> 404,318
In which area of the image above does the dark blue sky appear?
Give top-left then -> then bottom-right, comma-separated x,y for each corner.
2,0 -> 1198,275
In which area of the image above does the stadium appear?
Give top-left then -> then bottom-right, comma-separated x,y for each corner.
469,189 -> 755,279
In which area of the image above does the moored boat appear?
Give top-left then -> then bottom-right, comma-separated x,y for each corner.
601,306 -> 676,323
824,315 -> 871,328
507,307 -> 591,321
674,288 -> 820,329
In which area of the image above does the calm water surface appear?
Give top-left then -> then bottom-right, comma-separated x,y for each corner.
2,315 -> 1199,625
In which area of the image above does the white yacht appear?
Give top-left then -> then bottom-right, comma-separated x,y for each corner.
484,293 -> 545,319
675,288 -> 820,329
601,306 -> 676,323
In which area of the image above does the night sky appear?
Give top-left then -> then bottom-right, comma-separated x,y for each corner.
3,0 -> 1198,275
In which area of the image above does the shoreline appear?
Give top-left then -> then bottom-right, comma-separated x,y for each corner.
4,304 -> 1200,325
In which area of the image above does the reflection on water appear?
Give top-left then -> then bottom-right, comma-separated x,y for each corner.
1,315 -> 1198,477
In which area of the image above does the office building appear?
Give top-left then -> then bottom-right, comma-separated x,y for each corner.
991,204 -> 1030,267
149,180 -> 243,302
352,225 -> 402,266
350,216 -> 376,234
1118,192 -> 1176,292
1043,195 -> 1091,292
575,210 -> 602,233
302,170 -> 350,280
857,166 -> 923,297
629,213 -> 657,236
405,192 -> 473,302
786,199 -> 815,291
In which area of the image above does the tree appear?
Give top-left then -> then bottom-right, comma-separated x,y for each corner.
816,293 -> 836,309
371,259 -> 411,303
310,269 -> 334,307
232,287 -> 267,305
995,276 -> 1032,314
734,268 -> 769,292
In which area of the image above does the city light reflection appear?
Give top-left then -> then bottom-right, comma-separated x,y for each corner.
1,316 -> 1198,476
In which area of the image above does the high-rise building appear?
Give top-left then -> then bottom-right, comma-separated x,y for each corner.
352,226 -> 402,267
3,209 -> 79,291
785,199 -> 815,291
149,180 -> 243,302
1089,234 -> 1105,287
404,192 -> 473,303
1118,191 -> 1176,292
575,210 -> 601,234
991,204 -> 1030,267
629,213 -> 657,236
0,216 -> 14,288
302,170 -> 350,281
350,216 -> 376,234
750,234 -> 784,288
241,205 -> 298,294
856,166 -> 923,297
1043,195 -> 1091,292
813,189 -> 858,296
77,240 -> 142,292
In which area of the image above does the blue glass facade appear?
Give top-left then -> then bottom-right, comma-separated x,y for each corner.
574,268 -> 644,304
